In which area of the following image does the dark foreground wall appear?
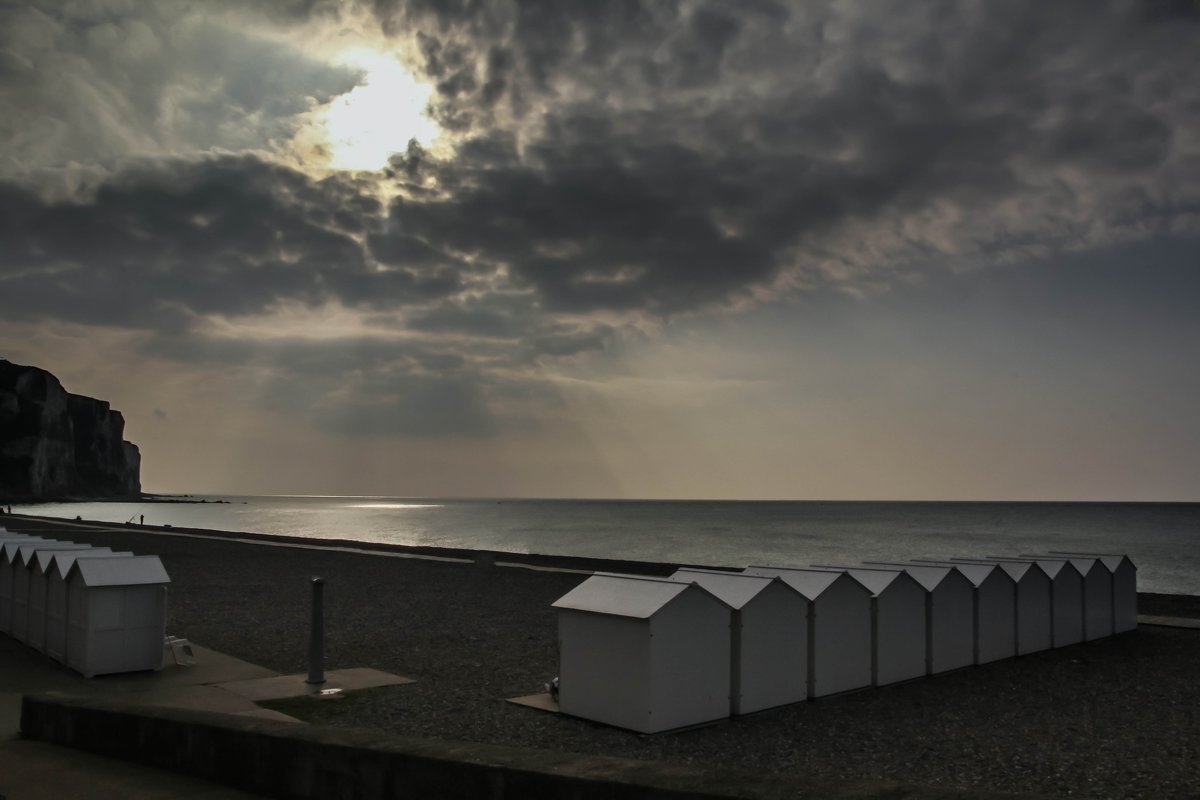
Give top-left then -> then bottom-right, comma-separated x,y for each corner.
19,694 -> 1019,800
0,359 -> 140,499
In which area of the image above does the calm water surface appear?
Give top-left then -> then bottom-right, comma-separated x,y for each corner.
13,497 -> 1199,594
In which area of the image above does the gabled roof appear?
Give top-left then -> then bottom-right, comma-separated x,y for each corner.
1048,552 -> 1137,572
35,546 -> 111,574
16,541 -> 84,567
51,550 -> 132,579
911,559 -> 1014,589
743,566 -> 869,600
807,565 -> 919,596
862,562 -> 971,593
950,558 -> 1047,583
991,556 -> 1083,580
69,555 -> 170,587
552,573 -> 711,619
670,568 -> 785,609
2,538 -> 46,563
1018,554 -> 1103,577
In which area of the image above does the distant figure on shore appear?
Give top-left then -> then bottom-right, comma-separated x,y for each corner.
140,514 -> 144,525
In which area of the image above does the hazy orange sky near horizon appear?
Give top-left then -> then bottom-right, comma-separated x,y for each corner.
2,0 -> 1198,500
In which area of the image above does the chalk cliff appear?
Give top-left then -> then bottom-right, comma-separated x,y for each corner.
0,359 -> 141,500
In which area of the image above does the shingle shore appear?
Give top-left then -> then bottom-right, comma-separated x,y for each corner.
8,516 -> 1200,800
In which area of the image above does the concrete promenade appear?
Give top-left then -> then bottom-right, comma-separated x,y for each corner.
0,516 -> 412,800
0,634 -> 279,799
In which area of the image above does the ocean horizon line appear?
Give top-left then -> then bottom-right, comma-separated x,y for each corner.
143,493 -> 1200,506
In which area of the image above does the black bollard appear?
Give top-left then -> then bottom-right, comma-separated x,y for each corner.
306,577 -> 326,685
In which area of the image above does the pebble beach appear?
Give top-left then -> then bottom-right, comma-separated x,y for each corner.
9,516 -> 1200,799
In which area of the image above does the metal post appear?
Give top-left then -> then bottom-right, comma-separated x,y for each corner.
307,577 -> 325,685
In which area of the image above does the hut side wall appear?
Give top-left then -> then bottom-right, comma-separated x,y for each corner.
1050,571 -> 1084,647
929,582 -> 974,673
648,590 -> 730,731
811,579 -> 871,697
874,580 -> 927,685
1081,568 -> 1113,641
27,567 -> 51,651
1112,563 -> 1137,634
11,559 -> 33,641
976,575 -> 1016,664
45,571 -> 70,662
557,610 -> 651,733
1014,571 -> 1052,655
0,559 -> 16,633
78,585 -> 166,677
736,582 -> 807,714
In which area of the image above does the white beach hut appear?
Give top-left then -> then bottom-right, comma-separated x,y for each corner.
863,562 -> 975,674
995,556 -> 1085,648
669,568 -> 808,715
45,550 -> 134,663
808,565 -> 928,686
910,560 -> 1017,665
742,567 -> 872,697
28,546 -> 114,653
8,540 -> 85,640
552,573 -> 732,733
1022,555 -> 1112,641
0,536 -> 45,633
65,555 -> 171,677
1050,552 -> 1137,634
952,558 -> 1053,655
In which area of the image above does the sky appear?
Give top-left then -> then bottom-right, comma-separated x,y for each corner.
1,0 -> 1198,501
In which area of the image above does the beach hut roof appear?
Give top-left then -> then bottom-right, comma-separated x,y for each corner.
1048,552 -> 1137,572
861,561 -> 967,592
553,573 -> 715,619
743,566 -> 868,600
68,555 -> 170,587
45,548 -> 124,577
911,559 -> 1015,588
807,565 -> 917,595
3,538 -> 46,562
950,558 -> 1045,582
990,556 -> 1083,580
1017,554 -> 1104,576
669,568 -> 785,609
16,541 -> 83,567
35,546 -> 110,573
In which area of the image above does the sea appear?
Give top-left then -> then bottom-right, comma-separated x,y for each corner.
10,497 -> 1200,595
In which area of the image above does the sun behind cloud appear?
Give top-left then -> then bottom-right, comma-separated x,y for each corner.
320,47 -> 439,171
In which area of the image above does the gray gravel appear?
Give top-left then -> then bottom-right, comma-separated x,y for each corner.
14,518 -> 1200,800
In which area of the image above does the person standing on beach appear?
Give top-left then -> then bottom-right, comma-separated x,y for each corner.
140,514 -> 144,525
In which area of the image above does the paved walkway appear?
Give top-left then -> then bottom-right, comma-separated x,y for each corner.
0,632 -> 411,798
0,636 -> 279,798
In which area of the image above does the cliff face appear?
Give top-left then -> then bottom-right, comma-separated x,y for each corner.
0,360 -> 141,500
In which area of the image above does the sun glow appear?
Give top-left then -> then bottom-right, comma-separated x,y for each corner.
322,47 -> 439,171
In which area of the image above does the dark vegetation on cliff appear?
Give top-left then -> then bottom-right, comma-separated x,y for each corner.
0,359 -> 141,501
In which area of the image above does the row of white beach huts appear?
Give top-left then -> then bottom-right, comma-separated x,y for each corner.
552,554 -> 1136,733
0,526 -> 171,677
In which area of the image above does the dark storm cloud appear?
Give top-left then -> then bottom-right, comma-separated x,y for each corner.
367,0 -> 1198,298
4,0 -> 1199,441
0,155 -> 469,330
